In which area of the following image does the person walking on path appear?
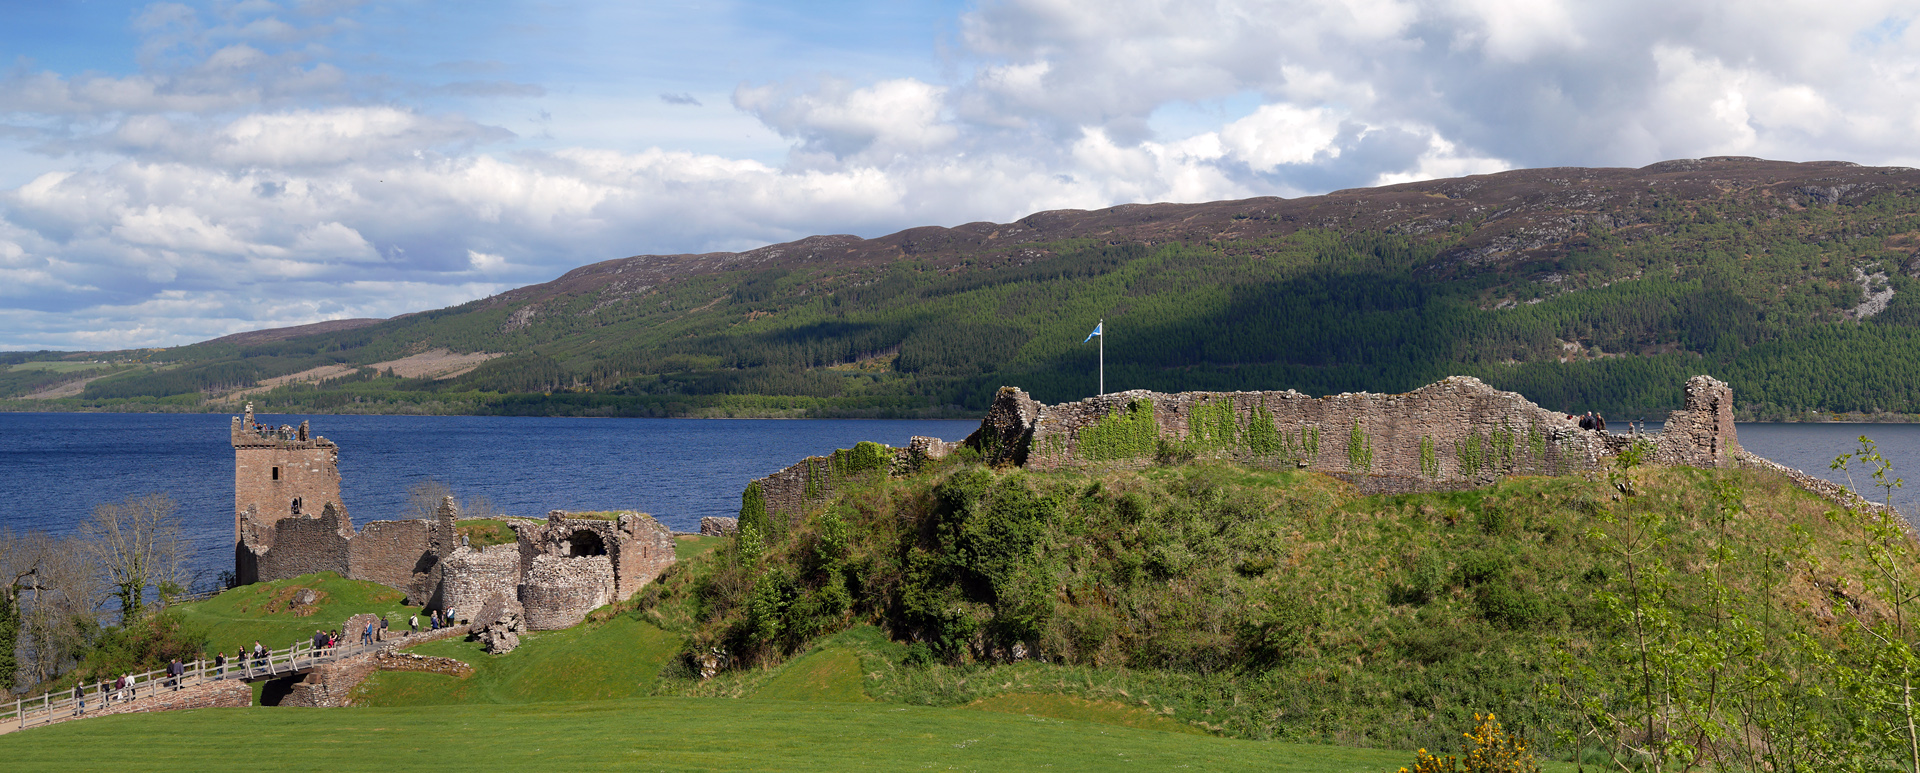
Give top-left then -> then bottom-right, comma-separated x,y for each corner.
409,614 -> 418,633
214,652 -> 226,677
72,683 -> 84,716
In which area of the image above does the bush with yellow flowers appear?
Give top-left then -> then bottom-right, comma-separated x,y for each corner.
1400,713 -> 1541,773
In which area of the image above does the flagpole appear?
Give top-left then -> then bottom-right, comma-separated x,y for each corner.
1098,318 -> 1104,396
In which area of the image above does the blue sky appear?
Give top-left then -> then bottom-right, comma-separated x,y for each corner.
3,0 -> 1919,350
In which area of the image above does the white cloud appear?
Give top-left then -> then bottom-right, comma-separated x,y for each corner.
6,0 -> 1920,349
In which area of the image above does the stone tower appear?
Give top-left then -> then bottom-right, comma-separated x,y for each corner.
232,403 -> 342,582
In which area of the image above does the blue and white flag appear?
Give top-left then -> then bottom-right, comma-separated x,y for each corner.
1083,321 -> 1102,343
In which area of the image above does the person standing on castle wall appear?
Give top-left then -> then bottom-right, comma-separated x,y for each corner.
1595,414 -> 1607,431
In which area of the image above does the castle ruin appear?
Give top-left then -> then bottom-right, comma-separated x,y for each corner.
232,404 -> 675,630
747,375 -> 1743,524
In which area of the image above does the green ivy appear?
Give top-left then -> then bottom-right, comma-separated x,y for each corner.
1079,400 -> 1161,461
1458,432 -> 1487,477
1302,426 -> 1321,462
1347,421 -> 1374,472
1187,398 -> 1240,452
1419,436 -> 1440,478
1247,404 -> 1283,457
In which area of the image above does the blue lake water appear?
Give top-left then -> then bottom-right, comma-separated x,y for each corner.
0,411 -> 979,585
2,412 -> 1916,586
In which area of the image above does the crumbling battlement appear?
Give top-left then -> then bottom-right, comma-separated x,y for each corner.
963,375 -> 1739,493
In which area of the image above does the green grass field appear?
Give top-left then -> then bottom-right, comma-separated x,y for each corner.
0,697 -> 1435,772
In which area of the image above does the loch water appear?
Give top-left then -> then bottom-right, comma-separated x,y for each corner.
1,412 -> 1916,584
0,412 -> 979,583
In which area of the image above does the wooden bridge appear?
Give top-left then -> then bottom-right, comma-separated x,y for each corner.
2,633 -> 403,733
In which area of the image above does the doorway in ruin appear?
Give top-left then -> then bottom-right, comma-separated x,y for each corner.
564,529 -> 607,557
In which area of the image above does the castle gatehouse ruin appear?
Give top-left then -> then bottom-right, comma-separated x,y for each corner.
232,404 -> 675,630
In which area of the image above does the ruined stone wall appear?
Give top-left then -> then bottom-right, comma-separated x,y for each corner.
348,520 -> 435,597
1655,376 -> 1741,468
955,376 -> 1741,494
520,554 -> 614,631
614,512 -> 675,600
440,544 -> 521,623
253,502 -> 352,582
1005,377 -> 1611,489
754,457 -> 833,525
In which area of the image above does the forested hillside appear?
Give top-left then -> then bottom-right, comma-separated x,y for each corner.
9,156 -> 1920,419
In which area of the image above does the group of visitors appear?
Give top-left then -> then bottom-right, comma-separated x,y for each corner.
1572,411 -> 1608,431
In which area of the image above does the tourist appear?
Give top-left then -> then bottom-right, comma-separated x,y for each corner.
214,652 -> 226,677
1595,414 -> 1607,431
379,616 -> 389,641
72,683 -> 84,716
409,613 -> 418,633
125,672 -> 136,700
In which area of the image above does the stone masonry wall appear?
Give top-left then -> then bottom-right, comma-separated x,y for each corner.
957,376 -> 1742,494
614,512 -> 676,600
520,554 -> 614,631
348,519 -> 435,595
440,544 -> 521,623
254,502 -> 352,582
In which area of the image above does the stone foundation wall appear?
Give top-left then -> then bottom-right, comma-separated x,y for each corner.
700,517 -> 738,536
521,554 -> 614,630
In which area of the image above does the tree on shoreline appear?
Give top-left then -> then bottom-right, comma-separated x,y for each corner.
80,493 -> 187,620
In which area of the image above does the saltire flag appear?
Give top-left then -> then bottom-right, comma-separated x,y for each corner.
1083,322 -> 1102,343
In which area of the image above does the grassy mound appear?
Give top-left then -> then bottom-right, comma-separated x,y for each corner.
170,572 -> 413,655
644,450 -> 1911,763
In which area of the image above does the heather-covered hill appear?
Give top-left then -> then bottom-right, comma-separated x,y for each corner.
10,156 -> 1920,419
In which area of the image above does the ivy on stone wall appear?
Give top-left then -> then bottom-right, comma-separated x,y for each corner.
738,481 -> 769,540
1347,421 -> 1374,472
1079,400 -> 1160,461
1302,426 -> 1321,462
829,441 -> 892,477
1187,399 -> 1240,452
1458,432 -> 1487,477
1491,423 -> 1516,470
1247,405 -> 1283,457
1527,425 -> 1546,463
1419,436 -> 1440,478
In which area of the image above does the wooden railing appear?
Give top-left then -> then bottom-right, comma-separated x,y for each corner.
3,635 -> 386,732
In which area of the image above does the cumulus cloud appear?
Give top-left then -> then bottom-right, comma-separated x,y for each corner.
4,0 -> 1920,350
